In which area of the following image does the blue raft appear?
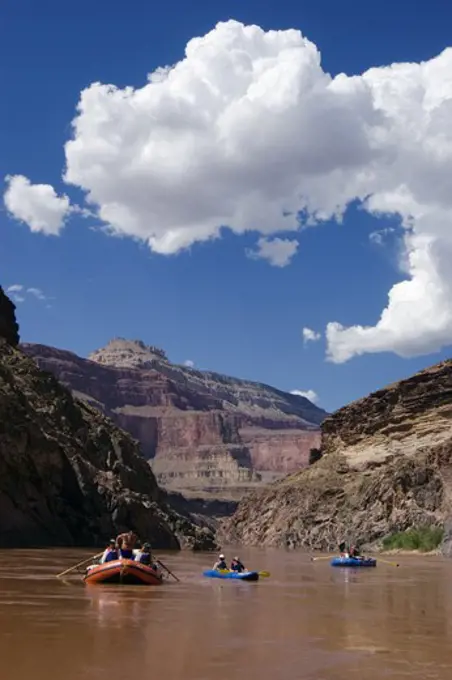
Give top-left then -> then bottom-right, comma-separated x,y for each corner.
203,569 -> 259,581
331,557 -> 377,568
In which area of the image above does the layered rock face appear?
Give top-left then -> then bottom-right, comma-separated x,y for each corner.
220,359 -> 452,551
0,288 -> 216,550
22,338 -> 325,499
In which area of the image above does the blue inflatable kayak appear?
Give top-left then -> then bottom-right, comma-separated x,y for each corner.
331,557 -> 377,568
203,569 -> 259,581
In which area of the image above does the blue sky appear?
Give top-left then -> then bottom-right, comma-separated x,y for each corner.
2,0 -> 452,412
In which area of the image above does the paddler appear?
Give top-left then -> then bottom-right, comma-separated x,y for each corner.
213,553 -> 228,570
230,556 -> 245,573
100,539 -> 118,563
115,530 -> 138,559
339,541 -> 349,558
134,542 -> 153,566
349,544 -> 362,558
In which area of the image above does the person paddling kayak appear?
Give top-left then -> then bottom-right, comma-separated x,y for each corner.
349,544 -> 363,558
213,554 -> 228,570
231,556 -> 246,573
339,541 -> 363,559
339,541 -> 349,558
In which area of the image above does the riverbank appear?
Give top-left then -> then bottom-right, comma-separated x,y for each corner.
380,548 -> 441,556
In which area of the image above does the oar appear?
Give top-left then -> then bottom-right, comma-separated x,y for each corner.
218,568 -> 270,577
378,557 -> 400,567
157,559 -> 180,582
56,552 -> 103,578
310,555 -> 332,561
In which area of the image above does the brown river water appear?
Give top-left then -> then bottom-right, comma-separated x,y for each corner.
0,546 -> 451,680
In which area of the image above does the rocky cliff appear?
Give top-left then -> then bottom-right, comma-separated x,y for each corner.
22,338 -> 326,499
0,287 -> 216,550
220,359 -> 452,551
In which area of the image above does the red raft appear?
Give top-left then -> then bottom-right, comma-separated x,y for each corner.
84,559 -> 163,586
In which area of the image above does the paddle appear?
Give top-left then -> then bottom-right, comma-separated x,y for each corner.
378,557 -> 400,568
157,559 -> 180,582
218,568 -> 270,577
56,552 -> 103,578
310,555 -> 332,561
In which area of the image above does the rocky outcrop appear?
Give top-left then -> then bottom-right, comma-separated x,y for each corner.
22,338 -> 326,499
220,359 -> 452,551
164,491 -> 238,531
0,288 -> 19,346
0,288 -> 216,550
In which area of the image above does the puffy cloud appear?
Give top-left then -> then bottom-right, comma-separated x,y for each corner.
62,19 -> 378,257
326,232 -> 452,362
5,20 -> 452,361
325,53 -> 452,362
184,359 -> 195,368
302,327 -> 321,343
4,175 -> 72,235
246,237 -> 298,267
290,389 -> 319,404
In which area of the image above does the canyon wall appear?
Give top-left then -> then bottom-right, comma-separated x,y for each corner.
23,339 -> 326,499
220,359 -> 452,552
0,287 -> 216,550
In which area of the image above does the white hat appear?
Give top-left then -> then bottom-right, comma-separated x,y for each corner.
219,554 -> 225,559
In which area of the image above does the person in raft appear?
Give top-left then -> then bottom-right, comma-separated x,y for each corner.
116,530 -> 138,559
134,542 -> 154,566
339,542 -> 350,558
100,539 -> 118,563
230,556 -> 246,573
339,542 -> 363,559
213,553 -> 228,570
349,544 -> 363,558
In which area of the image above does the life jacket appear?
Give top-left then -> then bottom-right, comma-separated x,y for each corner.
217,560 -> 227,570
231,561 -> 244,572
135,552 -> 151,565
104,549 -> 118,563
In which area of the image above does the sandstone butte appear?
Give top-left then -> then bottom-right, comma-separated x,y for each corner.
22,339 -> 327,504
0,286 -> 217,550
220,359 -> 452,555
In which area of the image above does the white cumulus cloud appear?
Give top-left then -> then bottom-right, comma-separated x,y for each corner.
290,389 -> 319,404
246,237 -> 298,267
302,327 -> 321,343
4,175 -> 72,235
184,359 -> 195,368
61,19 -> 378,257
5,20 -> 452,361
